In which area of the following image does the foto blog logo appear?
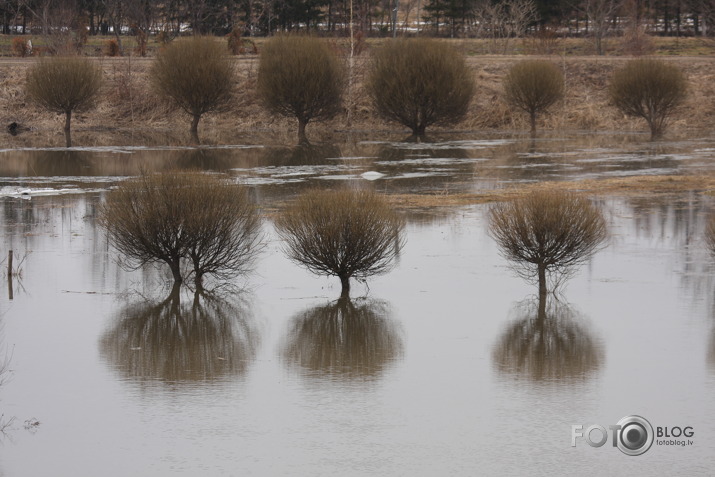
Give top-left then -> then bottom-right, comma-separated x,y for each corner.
571,415 -> 694,456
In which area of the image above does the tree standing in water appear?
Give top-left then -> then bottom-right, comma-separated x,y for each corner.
488,189 -> 607,298
275,189 -> 405,297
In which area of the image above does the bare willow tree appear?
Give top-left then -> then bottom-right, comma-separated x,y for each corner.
581,0 -> 622,55
489,189 -> 608,298
26,56 -> 102,147
99,172 -> 262,288
609,58 -> 687,140
151,36 -> 234,144
503,60 -> 564,136
275,189 -> 406,297
257,35 -> 344,144
473,0 -> 538,54
367,38 -> 474,139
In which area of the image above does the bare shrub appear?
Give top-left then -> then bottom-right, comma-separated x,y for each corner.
488,190 -> 607,297
609,58 -> 686,140
133,27 -> 148,57
620,24 -> 655,57
25,56 -> 102,147
257,35 -> 344,144
11,37 -> 30,57
473,0 -> 539,54
503,60 -> 564,136
275,189 -> 405,297
367,38 -> 474,139
105,39 -> 120,57
151,36 -> 234,144
98,172 -> 262,288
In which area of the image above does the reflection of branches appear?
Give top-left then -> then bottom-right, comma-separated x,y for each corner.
282,297 -> 403,381
492,297 -> 603,383
708,327 -> 715,372
29,150 -> 92,176
262,143 -> 341,166
171,149 -> 232,171
0,322 -> 15,438
100,286 -> 258,383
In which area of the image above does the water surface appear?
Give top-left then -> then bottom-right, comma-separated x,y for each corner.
1,133 -> 715,475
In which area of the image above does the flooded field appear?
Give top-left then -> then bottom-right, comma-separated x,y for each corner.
1,132 -> 715,475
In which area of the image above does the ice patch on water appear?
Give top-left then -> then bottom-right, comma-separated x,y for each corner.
392,172 -> 450,179
360,139 -> 512,150
375,157 -> 485,166
0,144 -> 264,154
361,171 -> 386,180
0,185 -> 102,198
317,174 -> 360,181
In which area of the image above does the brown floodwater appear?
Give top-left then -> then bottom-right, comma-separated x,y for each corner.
1,132 -> 715,475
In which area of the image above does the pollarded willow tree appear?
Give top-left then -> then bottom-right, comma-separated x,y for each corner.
609,58 -> 687,140
98,172 -> 262,289
257,35 -> 345,144
275,189 -> 406,297
367,38 -> 475,139
26,56 -> 102,147
488,189 -> 608,298
151,36 -> 234,144
503,60 -> 564,136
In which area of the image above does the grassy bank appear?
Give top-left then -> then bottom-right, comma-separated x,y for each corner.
0,39 -> 714,146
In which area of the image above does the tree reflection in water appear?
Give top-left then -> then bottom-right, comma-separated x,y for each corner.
282,297 -> 403,381
492,297 -> 603,383
708,329 -> 715,372
100,285 -> 258,383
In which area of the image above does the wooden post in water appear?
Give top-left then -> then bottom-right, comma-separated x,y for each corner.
7,250 -> 13,300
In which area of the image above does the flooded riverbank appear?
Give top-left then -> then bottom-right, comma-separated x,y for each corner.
1,132 -> 715,475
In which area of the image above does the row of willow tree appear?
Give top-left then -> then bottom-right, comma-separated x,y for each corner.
99,168 -> 715,305
4,0 -> 715,40
24,35 -> 688,148
98,168 -> 613,301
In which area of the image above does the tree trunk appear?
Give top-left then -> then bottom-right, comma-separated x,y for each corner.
7,250 -> 12,301
413,123 -> 426,139
529,111 -> 537,137
190,114 -> 201,145
194,270 -> 205,292
298,119 -> 308,144
339,274 -> 350,298
168,258 -> 183,284
538,263 -> 547,301
649,120 -> 662,140
64,110 -> 72,147
537,289 -> 546,321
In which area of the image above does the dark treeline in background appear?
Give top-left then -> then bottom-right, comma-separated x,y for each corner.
1,0 -> 715,40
